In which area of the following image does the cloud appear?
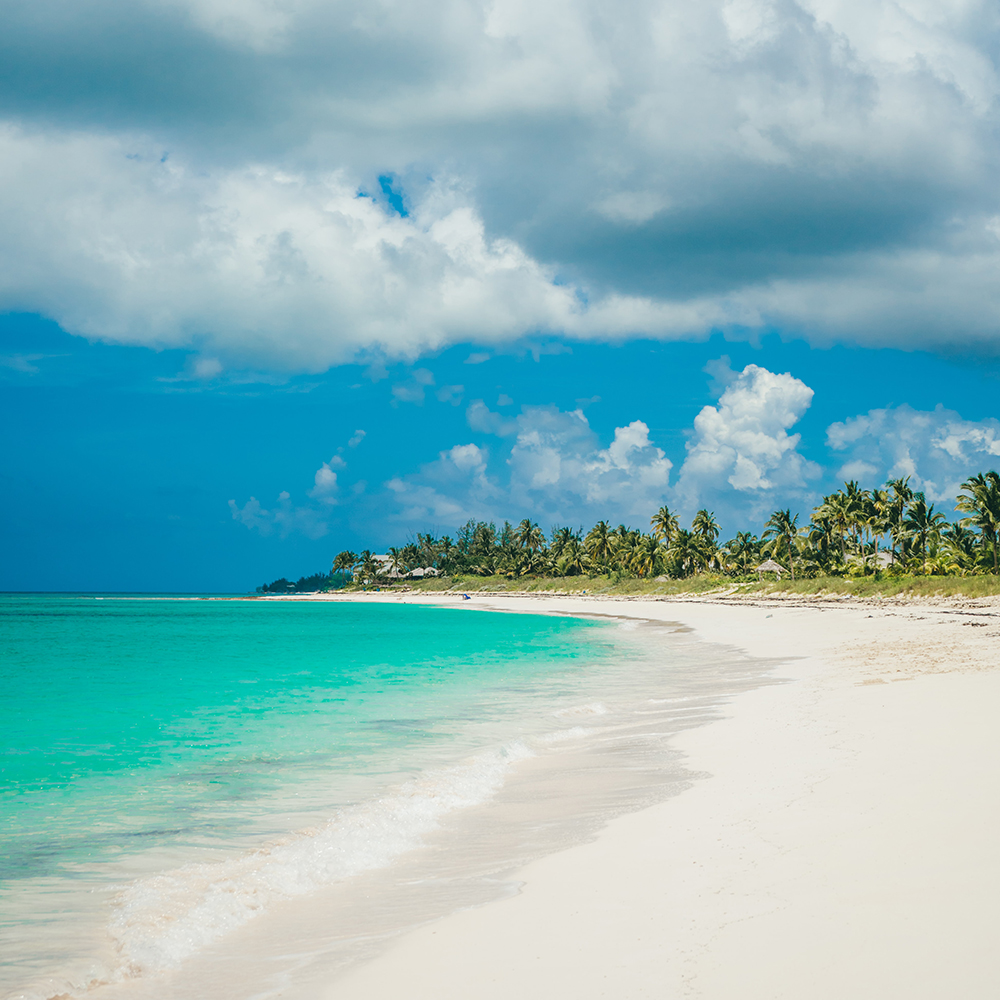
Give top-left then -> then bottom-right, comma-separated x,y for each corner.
4,2 -> 1000,365
436,384 -> 465,405
347,429 -> 366,448
466,399 -> 518,437
386,443 -> 496,523
508,410 -> 673,521
391,368 -> 436,405
228,492 -> 329,539
308,455 -> 346,504
387,363 -> 824,532
826,404 -> 1000,502
674,363 -> 819,522
389,404 -> 672,528
0,353 -> 45,373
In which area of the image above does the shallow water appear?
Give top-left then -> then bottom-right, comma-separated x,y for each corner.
1,595 -> 773,1000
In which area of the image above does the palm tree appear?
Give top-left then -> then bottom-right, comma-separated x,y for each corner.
691,510 -> 720,569
515,518 -> 546,553
814,490 -> 851,564
903,493 -> 947,574
585,520 -> 613,570
941,522 -> 979,574
332,550 -> 359,578
722,531 -> 759,576
549,526 -> 580,560
386,546 -> 405,578
691,509 -> 720,546
650,505 -> 679,545
631,534 -> 663,577
885,477 -> 913,566
555,537 -> 588,576
763,508 -> 799,580
956,471 -> 1000,574
805,513 -> 836,571
863,489 -> 891,575
843,481 -> 868,553
357,550 -> 382,585
669,529 -> 707,577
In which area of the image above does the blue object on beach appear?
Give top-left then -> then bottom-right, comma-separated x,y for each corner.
462,593 -> 470,600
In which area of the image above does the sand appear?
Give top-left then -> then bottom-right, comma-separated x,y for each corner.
313,592 -> 1000,999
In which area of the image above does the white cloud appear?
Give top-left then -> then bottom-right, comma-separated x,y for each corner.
385,364 -> 826,532
228,492 -> 329,538
233,365 -> 1000,542
674,363 -> 819,522
826,404 -> 1000,502
435,384 -> 465,405
347,429 -> 366,448
0,130 -> 613,370
308,455 -> 345,504
386,442 -> 496,523
386,403 -> 672,528
508,411 -> 673,521
4,1 -> 1000,364
466,399 -> 518,437
391,368 -> 436,405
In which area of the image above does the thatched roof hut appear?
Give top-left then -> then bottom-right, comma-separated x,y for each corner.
757,558 -> 785,580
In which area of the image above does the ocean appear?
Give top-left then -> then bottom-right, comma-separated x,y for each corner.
1,594 -> 767,1000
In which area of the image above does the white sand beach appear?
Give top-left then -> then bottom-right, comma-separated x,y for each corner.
316,591 -> 1000,999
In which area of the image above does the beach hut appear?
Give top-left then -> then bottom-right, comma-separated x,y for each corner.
757,558 -> 785,580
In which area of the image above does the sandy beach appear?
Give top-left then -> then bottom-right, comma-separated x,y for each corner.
310,591 -> 1000,999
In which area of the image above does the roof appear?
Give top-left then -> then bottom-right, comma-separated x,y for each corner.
757,559 -> 785,573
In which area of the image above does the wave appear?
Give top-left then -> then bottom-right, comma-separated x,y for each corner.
107,741 -> 534,976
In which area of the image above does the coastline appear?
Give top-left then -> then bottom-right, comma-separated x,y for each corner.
304,591 -> 1000,999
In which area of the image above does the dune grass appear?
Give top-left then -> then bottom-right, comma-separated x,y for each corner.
362,572 -> 1000,600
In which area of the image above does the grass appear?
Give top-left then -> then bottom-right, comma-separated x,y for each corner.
346,572 -> 1000,601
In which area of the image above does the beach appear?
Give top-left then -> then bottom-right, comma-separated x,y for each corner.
5,592 -> 999,1000
317,591 -> 1000,999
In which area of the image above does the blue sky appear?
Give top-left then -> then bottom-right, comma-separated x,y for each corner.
2,0 -> 1000,591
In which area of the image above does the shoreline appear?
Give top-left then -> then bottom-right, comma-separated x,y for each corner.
11,595 -> 767,1000
310,591 -> 1000,999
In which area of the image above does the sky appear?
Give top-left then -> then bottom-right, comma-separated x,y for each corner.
2,0 -> 1000,592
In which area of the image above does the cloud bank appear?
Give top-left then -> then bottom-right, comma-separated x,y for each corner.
828,404 -> 1000,503
231,367 -> 1000,542
4,1 -> 1000,368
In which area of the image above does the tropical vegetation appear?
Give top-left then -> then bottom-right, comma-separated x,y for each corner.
302,471 -> 1000,590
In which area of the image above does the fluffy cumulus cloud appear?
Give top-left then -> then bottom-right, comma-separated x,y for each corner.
4,1 -> 1000,368
827,404 -> 1000,502
386,365 -> 825,532
229,362 -> 828,539
674,363 -> 819,522
386,402 -> 672,528
386,443 -> 496,523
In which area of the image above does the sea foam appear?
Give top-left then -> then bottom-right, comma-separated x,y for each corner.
109,741 -> 533,974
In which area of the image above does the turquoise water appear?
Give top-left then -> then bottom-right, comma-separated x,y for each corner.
1,595 -> 619,997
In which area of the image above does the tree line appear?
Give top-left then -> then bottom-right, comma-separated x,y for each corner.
326,471 -> 1000,585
